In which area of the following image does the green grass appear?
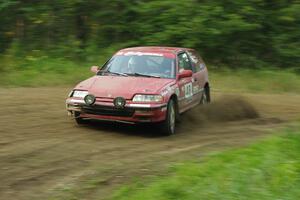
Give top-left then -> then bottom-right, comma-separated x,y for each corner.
210,68 -> 300,93
112,127 -> 300,200
0,56 -> 93,87
1,56 -> 300,93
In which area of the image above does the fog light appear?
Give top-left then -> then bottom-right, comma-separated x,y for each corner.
84,94 -> 96,105
114,97 -> 126,109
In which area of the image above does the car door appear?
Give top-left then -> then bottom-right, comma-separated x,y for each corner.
187,50 -> 206,103
177,52 -> 194,112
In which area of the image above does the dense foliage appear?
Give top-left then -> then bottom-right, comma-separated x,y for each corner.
0,0 -> 299,68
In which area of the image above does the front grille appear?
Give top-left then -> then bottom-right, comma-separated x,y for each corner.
82,105 -> 135,117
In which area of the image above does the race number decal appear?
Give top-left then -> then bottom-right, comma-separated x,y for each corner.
184,83 -> 193,99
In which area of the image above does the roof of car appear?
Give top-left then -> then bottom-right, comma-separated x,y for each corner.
118,46 -> 193,54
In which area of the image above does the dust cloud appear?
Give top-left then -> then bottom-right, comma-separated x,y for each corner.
181,96 -> 259,127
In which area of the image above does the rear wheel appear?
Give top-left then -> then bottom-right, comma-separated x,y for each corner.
160,99 -> 176,136
201,85 -> 211,104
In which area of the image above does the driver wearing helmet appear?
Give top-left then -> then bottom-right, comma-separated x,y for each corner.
127,56 -> 147,74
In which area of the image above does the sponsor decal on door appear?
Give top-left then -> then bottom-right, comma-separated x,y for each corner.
184,83 -> 193,99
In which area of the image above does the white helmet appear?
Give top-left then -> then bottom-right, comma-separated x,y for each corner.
128,56 -> 143,73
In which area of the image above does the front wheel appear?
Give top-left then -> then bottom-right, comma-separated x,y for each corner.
160,99 -> 176,136
74,111 -> 88,125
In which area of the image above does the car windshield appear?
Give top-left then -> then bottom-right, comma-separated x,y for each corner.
100,54 -> 176,79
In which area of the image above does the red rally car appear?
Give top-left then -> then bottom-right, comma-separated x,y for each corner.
66,47 -> 210,135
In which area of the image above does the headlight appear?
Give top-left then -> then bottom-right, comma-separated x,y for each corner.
132,94 -> 163,102
72,90 -> 88,98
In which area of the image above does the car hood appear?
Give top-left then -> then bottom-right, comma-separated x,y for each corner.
75,75 -> 175,99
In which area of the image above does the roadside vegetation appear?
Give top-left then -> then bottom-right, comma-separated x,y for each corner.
1,1 -> 299,69
0,56 -> 91,87
112,126 -> 300,200
1,1 -> 299,89
1,1 -> 299,82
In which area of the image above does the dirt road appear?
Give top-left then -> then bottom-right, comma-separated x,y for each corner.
0,87 -> 299,200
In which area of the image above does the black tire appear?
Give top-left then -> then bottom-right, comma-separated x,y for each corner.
201,85 -> 211,104
160,99 -> 176,136
74,111 -> 88,125
174,99 -> 181,123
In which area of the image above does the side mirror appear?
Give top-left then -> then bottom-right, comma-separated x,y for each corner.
178,70 -> 193,79
90,66 -> 99,73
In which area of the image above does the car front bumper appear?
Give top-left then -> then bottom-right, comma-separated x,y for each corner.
66,98 -> 167,123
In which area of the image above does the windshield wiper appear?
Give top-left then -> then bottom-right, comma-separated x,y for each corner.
125,73 -> 161,78
98,70 -> 128,77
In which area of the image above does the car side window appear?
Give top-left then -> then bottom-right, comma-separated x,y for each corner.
178,52 -> 192,72
187,50 -> 205,72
